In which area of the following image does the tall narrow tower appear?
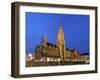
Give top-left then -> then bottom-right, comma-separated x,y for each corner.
57,25 -> 66,60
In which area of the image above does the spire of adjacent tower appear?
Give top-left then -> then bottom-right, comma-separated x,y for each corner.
41,35 -> 47,47
42,35 -> 47,42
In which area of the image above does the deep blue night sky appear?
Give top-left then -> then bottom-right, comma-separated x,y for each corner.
26,12 -> 89,54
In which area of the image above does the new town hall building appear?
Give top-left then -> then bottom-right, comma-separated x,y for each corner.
26,25 -> 89,67
35,25 -> 85,62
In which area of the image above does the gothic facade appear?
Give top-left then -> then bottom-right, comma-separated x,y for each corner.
35,25 -> 80,62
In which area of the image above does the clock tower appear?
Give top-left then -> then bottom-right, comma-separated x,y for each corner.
57,25 -> 66,60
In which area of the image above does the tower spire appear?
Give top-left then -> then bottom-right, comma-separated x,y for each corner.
59,24 -> 63,32
41,34 -> 47,47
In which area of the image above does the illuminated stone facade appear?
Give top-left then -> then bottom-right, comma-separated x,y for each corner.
35,25 -> 80,61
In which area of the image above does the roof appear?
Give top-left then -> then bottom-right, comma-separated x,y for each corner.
47,42 -> 58,48
46,42 -> 75,52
